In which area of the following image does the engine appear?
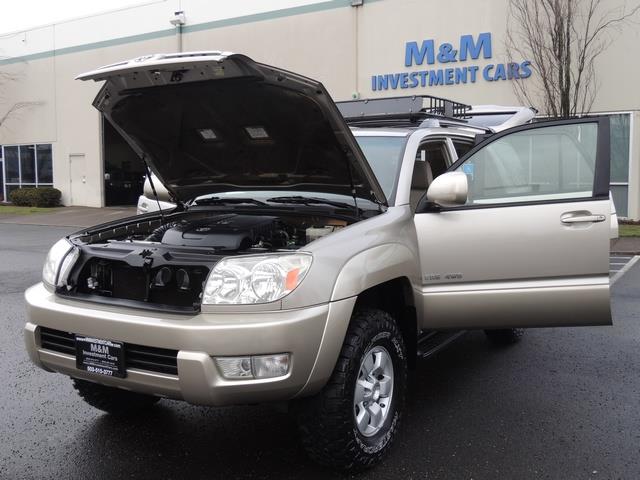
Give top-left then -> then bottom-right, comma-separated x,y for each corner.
154,214 -> 291,250
66,212 -> 347,311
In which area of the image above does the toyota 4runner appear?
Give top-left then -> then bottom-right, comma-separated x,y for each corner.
24,52 -> 614,470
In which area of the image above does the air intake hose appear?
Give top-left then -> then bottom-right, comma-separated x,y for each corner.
145,222 -> 179,242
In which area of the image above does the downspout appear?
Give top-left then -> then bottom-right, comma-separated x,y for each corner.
352,0 -> 363,99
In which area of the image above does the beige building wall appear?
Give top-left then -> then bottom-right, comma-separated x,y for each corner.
0,0 -> 639,216
50,36 -> 178,206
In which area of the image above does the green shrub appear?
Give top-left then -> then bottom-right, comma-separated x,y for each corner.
9,187 -> 61,207
8,188 -> 34,206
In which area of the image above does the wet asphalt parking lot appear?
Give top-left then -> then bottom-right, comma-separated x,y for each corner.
1,223 -> 639,480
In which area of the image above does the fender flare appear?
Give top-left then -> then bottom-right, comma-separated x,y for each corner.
330,243 -> 418,302
295,243 -> 419,397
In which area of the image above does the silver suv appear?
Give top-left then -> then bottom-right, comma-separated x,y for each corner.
24,52 -> 614,470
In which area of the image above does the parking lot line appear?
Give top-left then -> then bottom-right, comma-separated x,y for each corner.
611,255 -> 640,285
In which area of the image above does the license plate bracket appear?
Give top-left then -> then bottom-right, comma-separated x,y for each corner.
75,336 -> 126,378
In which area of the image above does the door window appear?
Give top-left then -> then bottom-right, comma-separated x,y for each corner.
410,140 -> 449,210
455,122 -> 598,205
451,139 -> 474,159
415,141 -> 449,180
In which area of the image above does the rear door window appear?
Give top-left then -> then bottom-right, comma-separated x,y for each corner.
451,139 -> 474,159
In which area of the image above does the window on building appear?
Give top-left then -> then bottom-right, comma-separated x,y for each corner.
36,145 -> 53,183
19,145 -> 36,184
608,113 -> 631,217
5,146 -> 19,184
2,143 -> 54,202
533,113 -> 632,217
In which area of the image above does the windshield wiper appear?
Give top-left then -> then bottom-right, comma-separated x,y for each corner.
194,197 -> 267,206
266,196 -> 359,211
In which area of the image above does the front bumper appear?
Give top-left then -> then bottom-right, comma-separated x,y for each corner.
25,283 -> 355,406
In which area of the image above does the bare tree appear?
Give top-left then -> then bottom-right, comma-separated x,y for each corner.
0,101 -> 43,129
0,66 -> 42,133
506,0 -> 640,117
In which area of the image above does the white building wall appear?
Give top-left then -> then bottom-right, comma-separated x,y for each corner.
0,0 -> 638,216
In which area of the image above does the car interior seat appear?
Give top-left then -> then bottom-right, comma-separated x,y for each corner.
410,160 -> 431,211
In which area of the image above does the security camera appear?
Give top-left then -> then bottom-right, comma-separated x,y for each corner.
170,11 -> 186,26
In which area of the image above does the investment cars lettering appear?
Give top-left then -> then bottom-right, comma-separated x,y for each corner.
371,32 -> 532,91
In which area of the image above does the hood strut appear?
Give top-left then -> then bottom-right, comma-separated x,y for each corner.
143,158 -> 165,224
345,157 -> 360,220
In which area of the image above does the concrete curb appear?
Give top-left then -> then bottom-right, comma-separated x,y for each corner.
610,237 -> 640,256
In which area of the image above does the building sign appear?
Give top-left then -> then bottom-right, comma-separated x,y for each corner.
371,33 -> 531,91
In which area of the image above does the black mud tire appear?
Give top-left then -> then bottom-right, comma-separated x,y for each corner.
72,378 -> 160,415
296,308 -> 407,471
484,328 -> 525,345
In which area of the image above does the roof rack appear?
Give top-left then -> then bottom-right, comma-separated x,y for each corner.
336,95 -> 471,128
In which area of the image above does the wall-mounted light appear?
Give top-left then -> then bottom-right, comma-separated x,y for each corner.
170,11 -> 186,26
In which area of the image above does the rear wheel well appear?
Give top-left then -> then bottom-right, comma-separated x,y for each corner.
354,278 -> 417,368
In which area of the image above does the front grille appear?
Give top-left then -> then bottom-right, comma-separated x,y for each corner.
74,258 -> 209,311
39,327 -> 178,375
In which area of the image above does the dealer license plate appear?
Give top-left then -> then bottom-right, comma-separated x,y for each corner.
75,336 -> 126,378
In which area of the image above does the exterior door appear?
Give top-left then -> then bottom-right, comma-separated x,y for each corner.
69,154 -> 87,206
414,118 -> 611,329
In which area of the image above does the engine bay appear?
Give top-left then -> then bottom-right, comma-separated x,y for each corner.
63,211 -> 350,311
147,213 -> 347,251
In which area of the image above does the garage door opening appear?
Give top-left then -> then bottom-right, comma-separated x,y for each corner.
103,117 -> 144,206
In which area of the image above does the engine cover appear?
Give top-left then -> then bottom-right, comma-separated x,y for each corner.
160,214 -> 278,250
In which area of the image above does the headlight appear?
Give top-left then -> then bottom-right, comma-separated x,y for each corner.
202,253 -> 312,305
42,239 -> 80,289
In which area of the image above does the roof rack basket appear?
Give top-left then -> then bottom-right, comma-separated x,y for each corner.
336,95 -> 471,127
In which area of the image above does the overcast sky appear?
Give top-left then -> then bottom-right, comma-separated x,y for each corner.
0,0 -> 148,35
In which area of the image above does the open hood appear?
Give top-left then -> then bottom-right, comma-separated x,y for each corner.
78,52 -> 387,206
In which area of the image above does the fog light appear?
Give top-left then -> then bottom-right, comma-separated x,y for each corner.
252,354 -> 290,379
214,354 -> 290,379
215,357 -> 253,378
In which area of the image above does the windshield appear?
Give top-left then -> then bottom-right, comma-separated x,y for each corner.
355,136 -> 406,201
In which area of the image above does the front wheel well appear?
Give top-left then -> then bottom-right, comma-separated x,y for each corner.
353,278 -> 417,368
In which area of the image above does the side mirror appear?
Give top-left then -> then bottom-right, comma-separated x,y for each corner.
426,171 -> 468,207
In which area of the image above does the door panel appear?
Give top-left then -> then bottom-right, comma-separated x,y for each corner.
415,200 -> 610,329
415,118 -> 611,330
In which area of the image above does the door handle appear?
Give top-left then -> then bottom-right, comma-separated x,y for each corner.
561,212 -> 606,224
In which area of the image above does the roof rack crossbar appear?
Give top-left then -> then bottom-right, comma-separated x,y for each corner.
337,95 -> 471,126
